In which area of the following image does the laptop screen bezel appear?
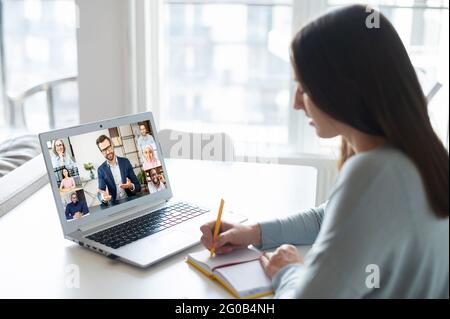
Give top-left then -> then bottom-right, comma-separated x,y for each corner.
39,112 -> 173,236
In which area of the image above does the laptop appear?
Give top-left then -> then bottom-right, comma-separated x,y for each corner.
39,112 -> 246,268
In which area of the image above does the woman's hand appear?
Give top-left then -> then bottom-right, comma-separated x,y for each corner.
260,244 -> 304,278
200,221 -> 261,255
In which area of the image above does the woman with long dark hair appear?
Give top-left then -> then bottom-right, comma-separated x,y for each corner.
200,5 -> 448,298
59,167 -> 76,193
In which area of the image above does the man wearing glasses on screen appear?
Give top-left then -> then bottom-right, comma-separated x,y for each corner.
96,135 -> 141,205
147,168 -> 166,194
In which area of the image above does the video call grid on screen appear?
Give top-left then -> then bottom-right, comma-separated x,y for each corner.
47,120 -> 167,222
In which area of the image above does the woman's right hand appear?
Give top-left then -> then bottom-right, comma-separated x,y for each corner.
200,221 -> 262,255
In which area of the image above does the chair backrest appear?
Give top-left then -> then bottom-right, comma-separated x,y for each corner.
7,76 -> 77,129
275,155 -> 339,206
158,129 -> 338,205
158,129 -> 235,161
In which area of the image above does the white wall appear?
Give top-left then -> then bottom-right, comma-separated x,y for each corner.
76,0 -> 132,124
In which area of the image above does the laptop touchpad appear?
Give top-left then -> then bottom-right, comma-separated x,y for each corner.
154,230 -> 197,250
122,230 -> 198,266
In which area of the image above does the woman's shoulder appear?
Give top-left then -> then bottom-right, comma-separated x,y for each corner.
325,145 -> 423,230
329,144 -> 423,210
340,144 -> 417,182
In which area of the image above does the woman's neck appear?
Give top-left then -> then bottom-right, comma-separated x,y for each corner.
343,129 -> 387,154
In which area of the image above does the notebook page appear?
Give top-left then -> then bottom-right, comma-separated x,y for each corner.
214,260 -> 272,298
188,248 -> 262,272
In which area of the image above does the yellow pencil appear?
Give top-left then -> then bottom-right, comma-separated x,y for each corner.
210,198 -> 225,258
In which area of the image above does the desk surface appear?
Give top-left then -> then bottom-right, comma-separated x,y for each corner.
0,159 -> 316,298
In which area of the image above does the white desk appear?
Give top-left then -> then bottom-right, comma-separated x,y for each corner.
0,159 -> 316,298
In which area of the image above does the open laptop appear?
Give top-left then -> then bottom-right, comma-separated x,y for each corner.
39,112 -> 246,268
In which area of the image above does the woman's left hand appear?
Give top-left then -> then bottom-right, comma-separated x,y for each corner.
260,244 -> 304,278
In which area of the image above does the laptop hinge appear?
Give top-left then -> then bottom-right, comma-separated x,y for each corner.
78,199 -> 168,234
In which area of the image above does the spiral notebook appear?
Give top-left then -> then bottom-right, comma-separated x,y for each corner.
186,247 -> 273,299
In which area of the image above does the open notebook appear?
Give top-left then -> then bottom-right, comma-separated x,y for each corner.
186,247 -> 273,299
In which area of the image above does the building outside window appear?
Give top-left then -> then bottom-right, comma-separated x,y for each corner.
0,0 -> 79,133
161,0 -> 449,155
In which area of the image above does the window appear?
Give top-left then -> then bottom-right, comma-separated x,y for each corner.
159,0 -> 449,156
161,0 -> 297,155
0,28 -> 4,129
0,0 -> 79,133
0,1 -> 6,130
325,0 -> 449,149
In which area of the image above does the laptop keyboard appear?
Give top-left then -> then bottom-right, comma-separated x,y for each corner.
86,202 -> 209,249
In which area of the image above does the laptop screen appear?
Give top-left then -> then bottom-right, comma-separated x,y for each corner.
44,120 -> 167,222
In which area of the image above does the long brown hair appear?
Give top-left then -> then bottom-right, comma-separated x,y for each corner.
291,5 -> 449,218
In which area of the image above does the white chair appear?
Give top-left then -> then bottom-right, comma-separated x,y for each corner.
276,154 -> 338,206
158,129 -> 235,162
6,76 -> 77,129
158,128 -> 338,206
240,153 -> 338,206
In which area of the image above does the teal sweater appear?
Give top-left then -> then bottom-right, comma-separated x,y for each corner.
259,145 -> 449,298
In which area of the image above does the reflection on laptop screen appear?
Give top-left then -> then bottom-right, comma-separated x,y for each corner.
46,120 -> 166,222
